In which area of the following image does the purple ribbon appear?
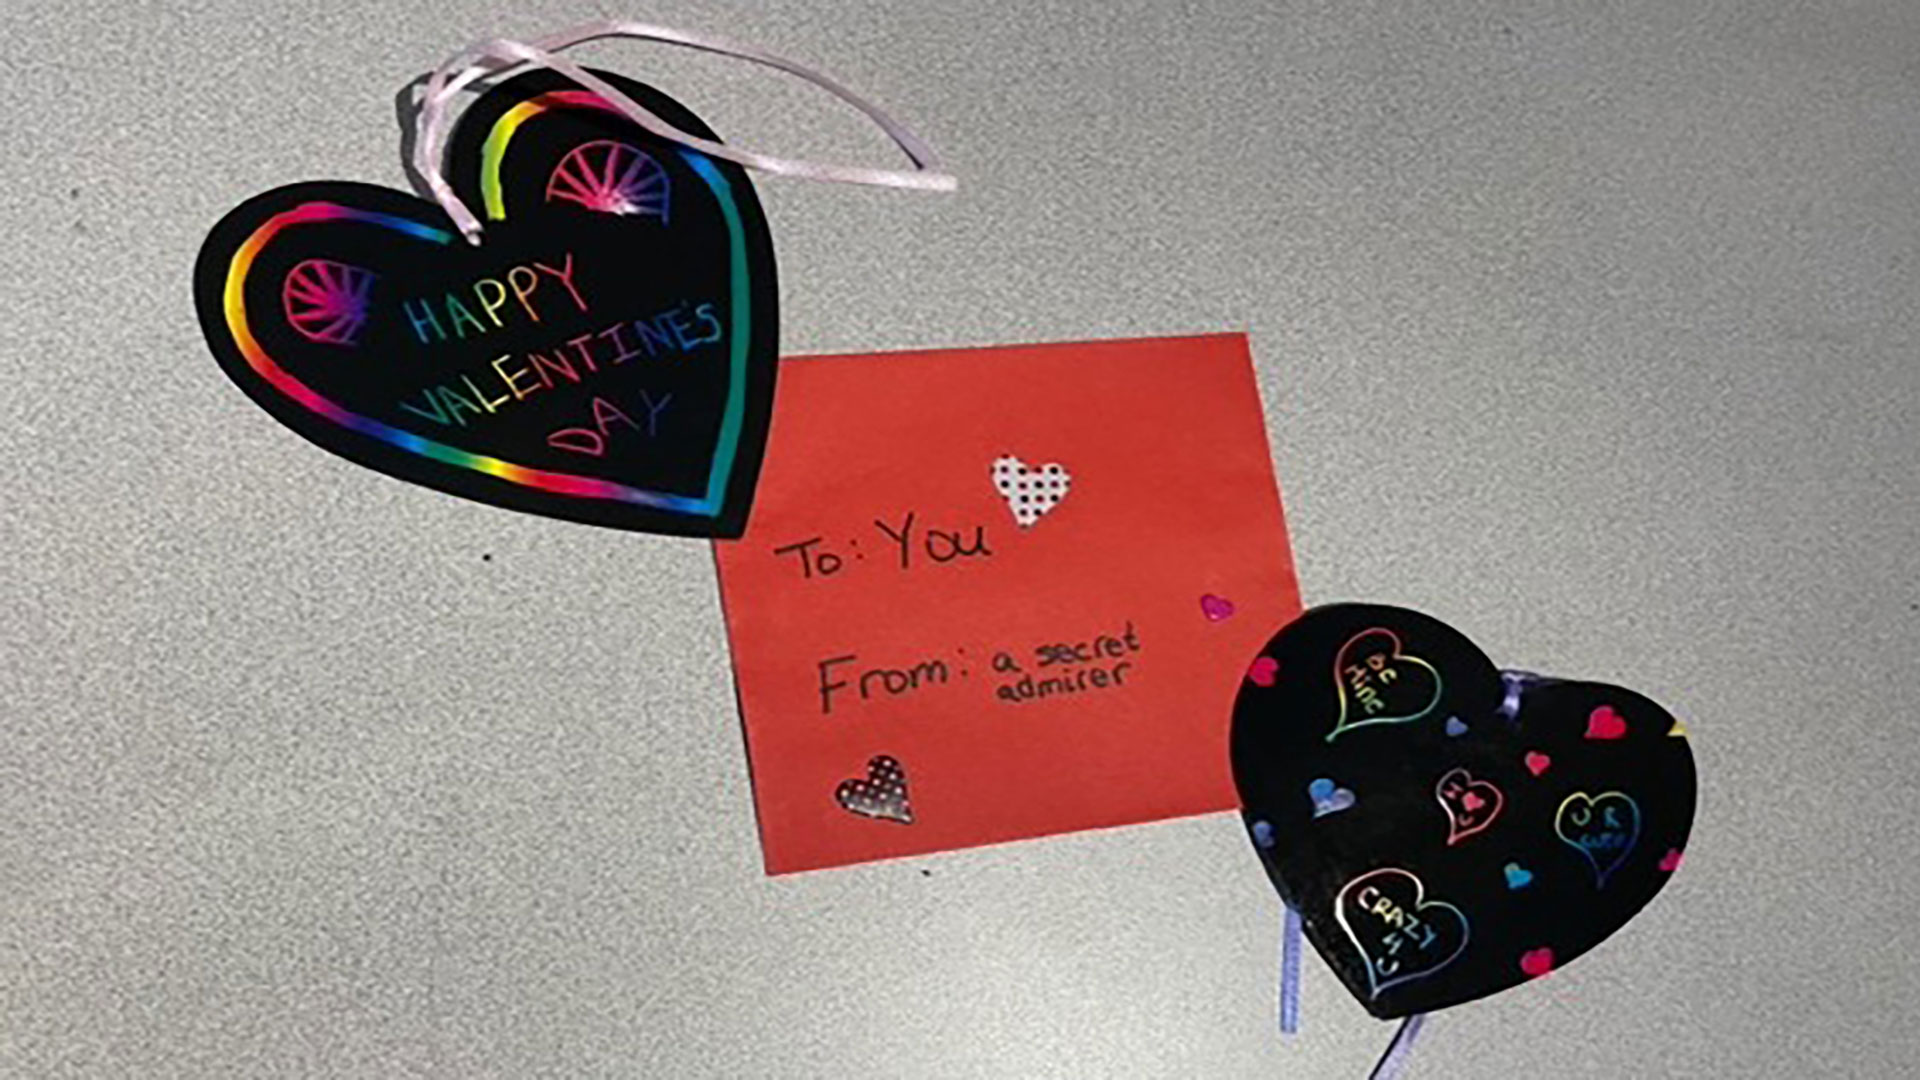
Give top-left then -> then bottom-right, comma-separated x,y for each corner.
1367,1014 -> 1427,1080
1279,903 -> 1303,1036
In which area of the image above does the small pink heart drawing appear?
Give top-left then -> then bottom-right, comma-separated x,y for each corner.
1525,751 -> 1552,776
1659,848 -> 1684,872
1586,705 -> 1628,740
1519,947 -> 1555,978
1200,594 -> 1236,622
1246,656 -> 1280,687
1462,791 -> 1485,812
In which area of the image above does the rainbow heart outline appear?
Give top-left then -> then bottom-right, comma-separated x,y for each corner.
194,71 -> 777,538
1230,602 -> 1700,1019
216,96 -> 752,521
1327,627 -> 1444,742
1555,791 -> 1642,888
1334,867 -> 1472,999
1434,767 -> 1504,846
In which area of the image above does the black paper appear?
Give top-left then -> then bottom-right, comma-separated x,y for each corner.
193,70 -> 777,537
1232,604 -> 1696,1018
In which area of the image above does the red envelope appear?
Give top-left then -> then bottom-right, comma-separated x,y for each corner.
714,335 -> 1300,873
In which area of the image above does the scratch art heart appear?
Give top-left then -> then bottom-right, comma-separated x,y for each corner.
1334,868 -> 1471,999
196,70 -> 777,536
1233,603 -> 1696,1018
195,24 -> 953,538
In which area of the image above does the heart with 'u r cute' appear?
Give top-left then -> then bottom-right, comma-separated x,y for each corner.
1232,603 -> 1696,1018
194,69 -> 778,537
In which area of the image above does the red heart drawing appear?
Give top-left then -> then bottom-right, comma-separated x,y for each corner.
1659,848 -> 1684,872
835,755 -> 914,825
1524,751 -> 1552,776
1200,594 -> 1237,621
1519,947 -> 1555,978
1586,705 -> 1628,740
1246,656 -> 1280,687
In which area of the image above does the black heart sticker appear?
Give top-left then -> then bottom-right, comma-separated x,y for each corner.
835,755 -> 914,825
1231,604 -> 1696,1018
193,69 -> 777,537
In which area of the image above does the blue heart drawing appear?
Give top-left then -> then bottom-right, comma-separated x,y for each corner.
1308,777 -> 1357,817
1251,819 -> 1276,849
1503,862 -> 1533,889
1445,716 -> 1468,737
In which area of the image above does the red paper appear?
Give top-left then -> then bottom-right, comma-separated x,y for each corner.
714,335 -> 1300,873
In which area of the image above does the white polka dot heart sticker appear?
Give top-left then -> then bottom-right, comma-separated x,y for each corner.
992,455 -> 1072,528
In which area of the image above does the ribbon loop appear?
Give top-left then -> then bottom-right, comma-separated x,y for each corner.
413,20 -> 957,244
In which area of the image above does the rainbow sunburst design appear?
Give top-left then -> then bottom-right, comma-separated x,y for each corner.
282,258 -> 376,346
546,139 -> 670,220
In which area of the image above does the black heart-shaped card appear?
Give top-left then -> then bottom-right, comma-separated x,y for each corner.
1232,604 -> 1696,1018
194,68 -> 777,537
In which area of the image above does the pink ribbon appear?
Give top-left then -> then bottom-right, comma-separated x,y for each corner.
412,20 -> 958,244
